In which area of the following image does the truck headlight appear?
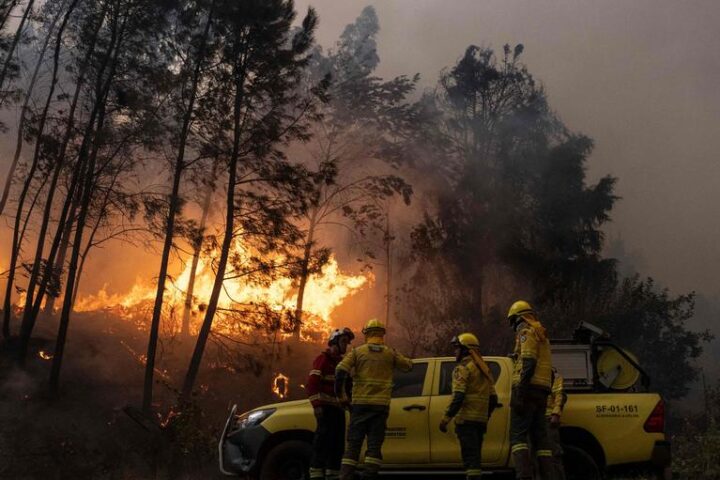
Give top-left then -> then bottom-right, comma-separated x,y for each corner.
235,408 -> 276,430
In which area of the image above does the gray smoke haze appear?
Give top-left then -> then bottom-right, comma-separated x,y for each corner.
296,0 -> 720,298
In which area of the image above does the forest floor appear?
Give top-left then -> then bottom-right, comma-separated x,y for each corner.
0,310 -> 317,479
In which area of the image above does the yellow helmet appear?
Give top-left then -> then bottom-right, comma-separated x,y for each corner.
362,318 -> 386,335
451,333 -> 480,349
507,300 -> 534,319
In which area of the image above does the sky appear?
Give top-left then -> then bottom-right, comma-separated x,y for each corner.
1,0 -> 719,304
293,0 -> 720,297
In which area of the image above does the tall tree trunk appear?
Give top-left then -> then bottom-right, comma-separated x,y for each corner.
49,6 -> 122,391
0,1 -> 20,34
181,168 -> 217,338
19,0 -> 84,331
292,208 -> 318,341
16,0 -> 99,361
180,57 -> 244,404
70,163 -> 122,309
0,0 -> 63,216
26,5 -> 106,327
2,166 -> 40,338
42,197 -> 76,315
384,210 -> 392,329
0,0 -> 65,337
143,3 -> 214,412
0,0 -> 35,103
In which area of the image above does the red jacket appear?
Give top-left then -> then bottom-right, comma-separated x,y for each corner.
306,350 -> 341,408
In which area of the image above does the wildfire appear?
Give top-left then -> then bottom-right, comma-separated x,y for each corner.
76,239 -> 371,339
38,350 -> 53,360
272,373 -> 290,399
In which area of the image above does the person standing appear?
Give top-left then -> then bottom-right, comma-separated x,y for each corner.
334,319 -> 413,480
307,327 -> 355,480
507,300 -> 555,480
546,367 -> 567,480
439,333 -> 499,480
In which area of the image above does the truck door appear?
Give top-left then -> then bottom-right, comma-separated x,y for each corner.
429,359 -> 510,466
381,360 -> 433,465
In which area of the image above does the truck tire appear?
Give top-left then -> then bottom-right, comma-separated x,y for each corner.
563,445 -> 602,480
259,440 -> 312,480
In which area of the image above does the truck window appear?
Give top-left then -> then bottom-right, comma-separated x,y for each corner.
392,362 -> 429,398
439,360 -> 501,395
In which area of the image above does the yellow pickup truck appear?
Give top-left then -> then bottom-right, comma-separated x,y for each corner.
218,354 -> 670,480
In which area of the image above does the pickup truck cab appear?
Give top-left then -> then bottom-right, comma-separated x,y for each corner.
219,356 -> 670,479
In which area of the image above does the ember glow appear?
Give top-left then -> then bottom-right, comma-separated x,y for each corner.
272,373 -> 290,399
75,241 -> 371,339
38,350 -> 53,360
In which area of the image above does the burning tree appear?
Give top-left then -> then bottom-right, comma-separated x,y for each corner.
176,0 -> 324,404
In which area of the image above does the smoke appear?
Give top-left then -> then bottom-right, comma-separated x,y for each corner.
295,0 -> 720,298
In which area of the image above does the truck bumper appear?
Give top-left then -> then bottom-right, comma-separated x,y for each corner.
218,404 -> 271,476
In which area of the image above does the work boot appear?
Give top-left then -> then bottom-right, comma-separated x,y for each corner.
554,457 -> 566,480
537,455 -> 557,480
361,462 -> 380,479
512,450 -> 533,480
339,464 -> 356,480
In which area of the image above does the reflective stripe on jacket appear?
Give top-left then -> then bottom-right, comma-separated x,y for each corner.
307,350 -> 342,407
336,337 -> 412,406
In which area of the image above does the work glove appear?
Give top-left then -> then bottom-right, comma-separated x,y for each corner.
439,416 -> 450,433
549,413 -> 561,429
313,406 -> 324,420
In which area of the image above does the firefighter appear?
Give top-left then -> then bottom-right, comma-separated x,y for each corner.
334,319 -> 413,480
438,333 -> 499,480
546,367 -> 567,480
507,300 -> 555,480
307,327 -> 355,480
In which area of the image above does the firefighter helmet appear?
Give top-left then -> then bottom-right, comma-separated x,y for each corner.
328,327 -> 355,346
451,332 -> 480,349
507,300 -> 534,319
362,318 -> 386,335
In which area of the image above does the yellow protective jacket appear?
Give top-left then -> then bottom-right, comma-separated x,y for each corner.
512,322 -> 553,391
336,337 -> 413,406
546,372 -> 566,417
448,356 -> 497,424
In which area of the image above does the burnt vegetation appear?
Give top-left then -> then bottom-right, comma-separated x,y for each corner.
0,1 -> 712,478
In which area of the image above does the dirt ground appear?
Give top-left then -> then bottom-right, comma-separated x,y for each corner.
0,310 -> 318,479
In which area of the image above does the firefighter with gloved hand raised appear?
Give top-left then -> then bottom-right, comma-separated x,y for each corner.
307,327 -> 355,480
439,333 -> 498,480
507,300 -> 555,480
334,319 -> 413,480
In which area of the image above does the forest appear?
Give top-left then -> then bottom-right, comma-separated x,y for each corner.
0,0 -> 716,478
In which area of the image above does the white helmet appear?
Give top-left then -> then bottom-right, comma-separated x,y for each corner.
328,327 -> 355,346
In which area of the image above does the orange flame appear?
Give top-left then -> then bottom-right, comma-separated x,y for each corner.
272,373 -> 290,399
38,350 -> 53,360
76,239 -> 371,340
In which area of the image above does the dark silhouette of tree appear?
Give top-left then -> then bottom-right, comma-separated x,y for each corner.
289,6 -> 416,339
179,0 -> 322,403
143,0 -> 218,413
405,45 -> 617,348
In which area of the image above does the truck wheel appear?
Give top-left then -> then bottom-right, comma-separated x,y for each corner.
563,445 -> 601,480
259,440 -> 312,480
